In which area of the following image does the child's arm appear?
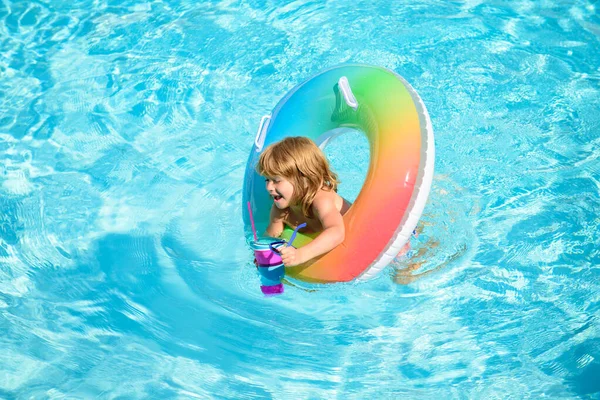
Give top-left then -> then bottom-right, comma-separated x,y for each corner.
279,195 -> 344,266
265,204 -> 286,238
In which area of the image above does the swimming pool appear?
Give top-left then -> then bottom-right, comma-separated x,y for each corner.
1,0 -> 598,398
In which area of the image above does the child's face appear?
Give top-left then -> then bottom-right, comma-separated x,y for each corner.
264,175 -> 294,209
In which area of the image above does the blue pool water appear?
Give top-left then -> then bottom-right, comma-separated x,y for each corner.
1,0 -> 599,398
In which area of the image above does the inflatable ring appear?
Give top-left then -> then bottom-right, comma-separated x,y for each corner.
243,64 -> 434,283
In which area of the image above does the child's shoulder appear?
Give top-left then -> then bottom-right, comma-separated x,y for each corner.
313,187 -> 338,199
311,188 -> 350,217
312,188 -> 341,210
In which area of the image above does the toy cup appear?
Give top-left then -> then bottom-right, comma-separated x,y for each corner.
251,240 -> 286,295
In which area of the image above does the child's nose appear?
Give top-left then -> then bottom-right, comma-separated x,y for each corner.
266,181 -> 274,191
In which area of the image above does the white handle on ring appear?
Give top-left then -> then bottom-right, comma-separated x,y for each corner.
338,76 -> 358,110
254,114 -> 271,152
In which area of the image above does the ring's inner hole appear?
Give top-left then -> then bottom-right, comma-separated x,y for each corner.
319,128 -> 370,203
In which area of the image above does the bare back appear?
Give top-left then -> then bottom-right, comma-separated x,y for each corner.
278,189 -> 351,234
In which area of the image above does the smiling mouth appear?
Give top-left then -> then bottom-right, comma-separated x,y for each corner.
273,194 -> 283,201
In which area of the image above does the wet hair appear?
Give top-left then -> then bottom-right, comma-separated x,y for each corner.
257,137 -> 338,217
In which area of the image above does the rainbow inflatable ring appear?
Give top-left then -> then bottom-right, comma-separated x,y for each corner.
243,64 -> 435,283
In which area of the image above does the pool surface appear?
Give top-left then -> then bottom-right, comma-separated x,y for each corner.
1,0 -> 599,398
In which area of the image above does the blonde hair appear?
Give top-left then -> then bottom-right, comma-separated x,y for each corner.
257,137 -> 338,217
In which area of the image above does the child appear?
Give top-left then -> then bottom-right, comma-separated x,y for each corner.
257,137 -> 350,267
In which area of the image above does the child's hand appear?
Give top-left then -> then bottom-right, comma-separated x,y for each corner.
278,246 -> 304,267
